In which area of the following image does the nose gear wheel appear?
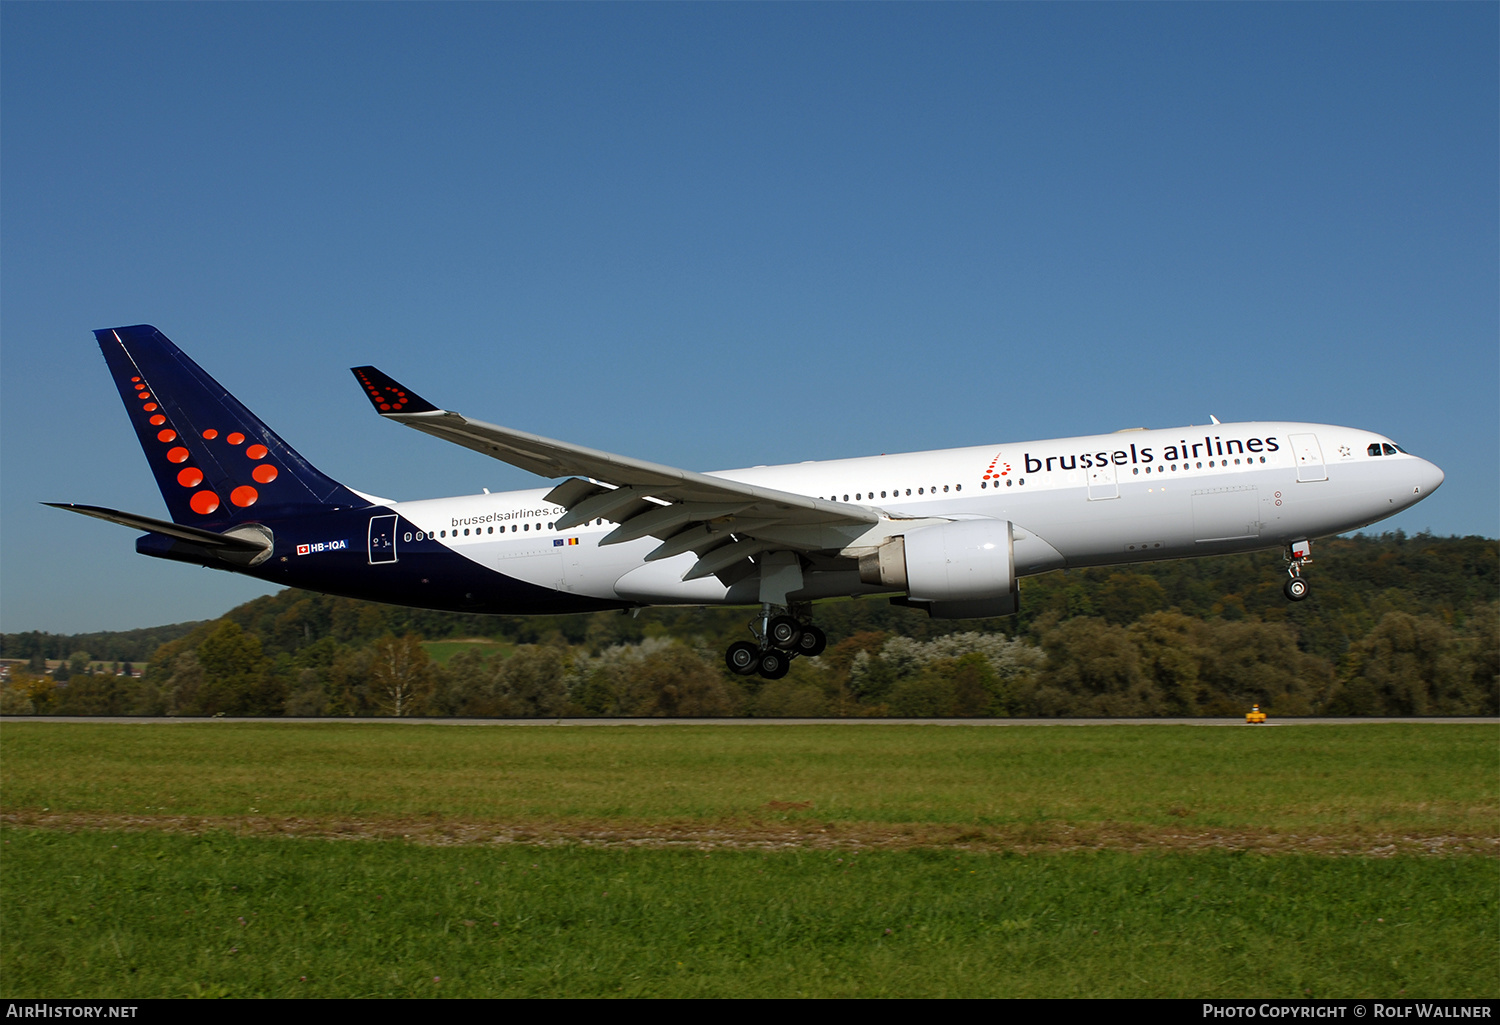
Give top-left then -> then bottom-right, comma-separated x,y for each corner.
1283,540 -> 1312,602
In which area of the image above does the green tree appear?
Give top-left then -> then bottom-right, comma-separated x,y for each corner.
196,620 -> 279,715
494,645 -> 570,717
369,634 -> 436,717
1337,612 -> 1479,715
1036,617 -> 1155,715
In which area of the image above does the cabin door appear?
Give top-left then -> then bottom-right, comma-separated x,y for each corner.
1289,434 -> 1327,483
368,514 -> 399,564
1087,462 -> 1119,500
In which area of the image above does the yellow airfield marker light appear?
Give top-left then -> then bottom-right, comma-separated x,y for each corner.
1245,704 -> 1267,725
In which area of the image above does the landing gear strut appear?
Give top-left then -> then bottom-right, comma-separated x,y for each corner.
722,603 -> 828,679
1283,540 -> 1312,602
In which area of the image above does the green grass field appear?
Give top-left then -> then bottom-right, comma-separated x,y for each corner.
418,638 -> 512,665
2,722 -> 1495,997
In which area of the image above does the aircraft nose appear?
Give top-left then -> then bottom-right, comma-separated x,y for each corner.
1415,458 -> 1444,497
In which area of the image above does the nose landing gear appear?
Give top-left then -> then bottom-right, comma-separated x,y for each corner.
1283,540 -> 1312,601
723,603 -> 828,679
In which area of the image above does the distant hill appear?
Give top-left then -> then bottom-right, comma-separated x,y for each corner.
4,532 -> 1494,718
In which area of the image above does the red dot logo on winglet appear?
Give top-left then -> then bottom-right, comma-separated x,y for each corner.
203,429 -> 218,440
157,429 -> 177,443
190,491 -> 220,515
143,403 -> 158,412
227,433 -> 245,445
252,464 -> 278,483
177,467 -> 204,488
230,486 -> 258,507
246,444 -> 268,460
150,415 -> 166,426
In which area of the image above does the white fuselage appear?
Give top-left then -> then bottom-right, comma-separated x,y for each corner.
372,421 -> 1443,609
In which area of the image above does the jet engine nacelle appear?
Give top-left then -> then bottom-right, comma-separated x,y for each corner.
858,518 -> 1019,619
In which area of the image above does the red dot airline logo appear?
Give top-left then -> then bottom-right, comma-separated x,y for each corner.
127,374 -> 282,515
982,452 -> 1011,481
353,368 -> 413,412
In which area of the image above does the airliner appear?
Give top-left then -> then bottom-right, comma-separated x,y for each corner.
53,326 -> 1444,679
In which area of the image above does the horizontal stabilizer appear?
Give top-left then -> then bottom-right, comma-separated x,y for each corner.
44,503 -> 271,553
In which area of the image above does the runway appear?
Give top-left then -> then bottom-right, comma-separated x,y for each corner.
5,715 -> 1495,726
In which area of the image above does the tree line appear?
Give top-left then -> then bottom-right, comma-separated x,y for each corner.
4,532 -> 1494,718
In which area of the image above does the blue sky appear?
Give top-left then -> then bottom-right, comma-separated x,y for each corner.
3,3 -> 1495,634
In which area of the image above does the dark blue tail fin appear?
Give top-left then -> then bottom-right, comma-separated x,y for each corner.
96,325 -> 368,525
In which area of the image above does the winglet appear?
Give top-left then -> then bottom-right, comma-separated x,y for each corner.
350,366 -> 441,415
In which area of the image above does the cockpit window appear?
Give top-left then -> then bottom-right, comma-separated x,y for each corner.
1368,443 -> 1383,456
1382,443 -> 1399,456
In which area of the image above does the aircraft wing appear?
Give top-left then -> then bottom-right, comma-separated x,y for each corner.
350,367 -> 883,577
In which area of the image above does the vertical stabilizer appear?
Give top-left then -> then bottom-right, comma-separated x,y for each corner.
95,325 -> 367,525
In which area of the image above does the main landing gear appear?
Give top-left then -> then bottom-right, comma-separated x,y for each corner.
724,603 -> 828,680
1283,539 -> 1312,602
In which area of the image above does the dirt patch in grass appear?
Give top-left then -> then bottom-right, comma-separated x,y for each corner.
5,810 -> 1494,857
